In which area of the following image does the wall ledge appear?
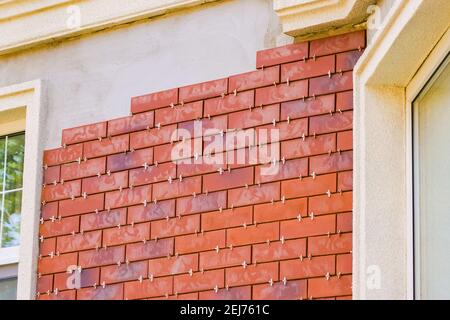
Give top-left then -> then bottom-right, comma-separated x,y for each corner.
0,0 -> 219,56
274,0 -> 373,38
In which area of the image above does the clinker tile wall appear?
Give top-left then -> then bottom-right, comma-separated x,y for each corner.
37,31 -> 364,300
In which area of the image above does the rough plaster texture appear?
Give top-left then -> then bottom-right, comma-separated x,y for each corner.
0,0 -> 283,149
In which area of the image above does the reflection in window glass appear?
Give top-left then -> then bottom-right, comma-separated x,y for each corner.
0,278 -> 17,300
0,133 -> 25,248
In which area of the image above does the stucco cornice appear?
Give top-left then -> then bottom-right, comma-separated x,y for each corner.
0,0 -> 219,56
274,0 -> 374,38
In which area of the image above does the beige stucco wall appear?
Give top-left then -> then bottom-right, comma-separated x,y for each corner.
0,0 -> 284,149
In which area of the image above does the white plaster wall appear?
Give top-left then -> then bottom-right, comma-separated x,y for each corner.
0,0 -> 284,149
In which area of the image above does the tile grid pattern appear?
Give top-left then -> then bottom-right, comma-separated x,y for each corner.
37,30 -> 365,300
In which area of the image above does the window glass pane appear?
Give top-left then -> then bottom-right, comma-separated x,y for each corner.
5,134 -> 25,190
1,191 -> 22,248
0,278 -> 17,300
0,137 -> 5,188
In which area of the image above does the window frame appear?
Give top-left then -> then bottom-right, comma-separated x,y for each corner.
412,53 -> 450,299
0,80 -> 44,299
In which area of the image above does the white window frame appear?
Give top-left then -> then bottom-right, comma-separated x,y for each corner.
0,80 -> 44,299
354,0 -> 450,299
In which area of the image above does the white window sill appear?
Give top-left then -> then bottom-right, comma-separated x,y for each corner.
0,246 -> 19,265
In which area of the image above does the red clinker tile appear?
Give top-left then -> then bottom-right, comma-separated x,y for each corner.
126,238 -> 173,261
107,148 -> 153,172
82,171 -> 128,195
229,66 -> 280,92
254,198 -> 307,224
59,193 -> 104,217
103,223 -> 150,246
226,261 -> 278,287
202,206 -> 252,231
38,252 -> 78,275
42,202 -> 58,220
280,94 -> 335,120
124,276 -> 173,300
280,255 -> 336,280
338,171 -> 352,191
175,230 -> 225,254
153,292 -> 199,300
151,214 -> 199,238
37,275 -> 53,293
227,222 -> 279,247
281,173 -> 336,199
337,253 -> 352,274
337,212 -> 352,233
57,230 -> 102,253
309,71 -> 353,96
179,114 -> 227,138
40,238 -> 56,256
308,233 -> 352,256
179,78 -> 228,103
79,246 -> 125,268
129,162 -> 175,186
281,55 -> 335,82
62,122 -> 107,146
54,268 -> 99,290
176,191 -> 226,216
309,151 -> 353,175
200,246 -> 251,270
281,215 -> 336,239
336,295 -> 352,300
44,144 -> 83,166
199,286 -> 251,300
40,216 -> 79,238
81,208 -> 126,231
203,167 -> 254,193
337,130 -> 352,151
101,261 -> 148,284
177,160 -> 222,179
255,158 -> 308,184
310,111 -> 352,135
155,101 -> 203,126
336,91 -> 353,111
152,176 -> 201,201
308,275 -> 352,298
44,166 -> 60,185
153,143 -> 175,164
84,134 -> 129,159
169,137 -> 202,163
257,117 -> 308,144
174,269 -> 224,294
204,90 -> 254,117
252,238 -> 306,263
105,185 -> 152,209
337,50 -> 363,72
42,180 -> 81,202
39,290 -> 76,300
228,182 -> 280,207
77,283 -> 124,300
130,124 -> 176,150
253,279 -> 307,300
255,80 -> 308,106
310,30 -> 365,56
131,88 -> 178,114
148,253 -> 198,277
61,157 -> 106,181
309,192 -> 352,216
256,42 -> 309,68
107,111 -> 154,136
127,199 -> 175,224
229,104 -> 280,130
